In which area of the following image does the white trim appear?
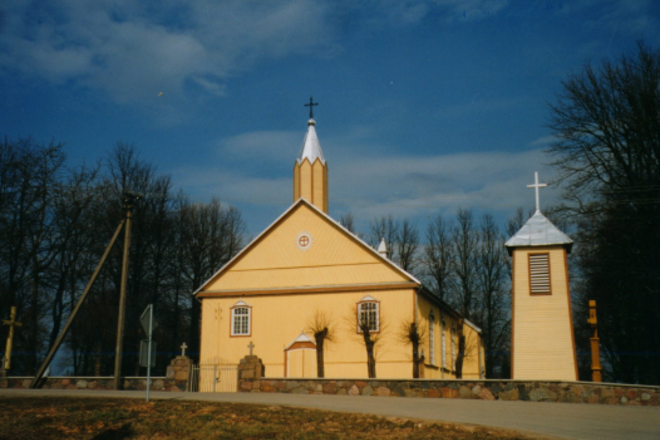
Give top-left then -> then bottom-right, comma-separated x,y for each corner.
463,318 -> 482,334
193,198 -> 421,296
230,305 -> 251,336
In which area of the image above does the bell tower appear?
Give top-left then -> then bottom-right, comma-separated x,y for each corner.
505,172 -> 577,381
293,97 -> 328,213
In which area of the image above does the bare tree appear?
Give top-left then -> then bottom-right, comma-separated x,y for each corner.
399,319 -> 426,378
423,215 -> 454,301
306,310 -> 336,378
368,216 -> 398,260
396,219 -> 419,273
546,41 -> 660,384
339,212 -> 356,235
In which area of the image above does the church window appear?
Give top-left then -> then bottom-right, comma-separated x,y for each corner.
441,316 -> 446,369
357,296 -> 379,332
529,253 -> 551,294
296,232 -> 313,251
429,311 -> 436,365
231,301 -> 251,336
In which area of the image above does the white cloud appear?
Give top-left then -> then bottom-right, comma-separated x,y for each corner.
0,0 -> 335,103
173,131 -> 562,232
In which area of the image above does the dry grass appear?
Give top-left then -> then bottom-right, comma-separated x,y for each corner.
0,397 -> 536,439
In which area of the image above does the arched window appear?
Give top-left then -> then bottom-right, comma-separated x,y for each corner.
441,316 -> 446,369
230,300 -> 251,336
429,310 -> 435,365
357,295 -> 379,332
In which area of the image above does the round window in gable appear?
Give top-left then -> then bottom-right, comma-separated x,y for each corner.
296,232 -> 312,251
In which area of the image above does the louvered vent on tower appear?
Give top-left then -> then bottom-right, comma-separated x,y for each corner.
529,253 -> 551,294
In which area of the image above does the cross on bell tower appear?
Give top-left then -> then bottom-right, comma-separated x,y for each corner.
527,171 -> 547,212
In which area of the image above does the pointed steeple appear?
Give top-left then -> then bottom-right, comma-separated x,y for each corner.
293,113 -> 328,213
297,119 -> 326,165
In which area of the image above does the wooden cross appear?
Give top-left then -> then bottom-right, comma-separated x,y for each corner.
248,341 -> 255,356
527,171 -> 547,212
304,96 -> 318,119
2,306 -> 22,371
180,342 -> 188,357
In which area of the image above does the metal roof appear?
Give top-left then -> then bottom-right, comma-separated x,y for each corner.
505,210 -> 573,251
297,119 -> 325,165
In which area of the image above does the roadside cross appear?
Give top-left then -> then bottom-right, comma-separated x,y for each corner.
180,342 -> 188,357
2,306 -> 22,371
248,341 -> 255,356
527,171 -> 547,212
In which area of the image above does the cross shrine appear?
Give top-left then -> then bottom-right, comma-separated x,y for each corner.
304,96 -> 318,119
248,341 -> 255,356
180,342 -> 188,357
2,306 -> 22,371
527,171 -> 547,212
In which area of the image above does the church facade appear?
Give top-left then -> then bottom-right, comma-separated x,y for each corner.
195,117 -> 485,380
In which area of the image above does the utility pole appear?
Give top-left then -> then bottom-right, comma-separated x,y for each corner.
113,192 -> 138,390
2,306 -> 22,373
587,300 -> 602,382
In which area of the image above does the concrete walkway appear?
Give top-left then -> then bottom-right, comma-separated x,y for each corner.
2,389 -> 659,440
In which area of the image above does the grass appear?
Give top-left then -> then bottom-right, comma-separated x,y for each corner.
0,397 -> 536,439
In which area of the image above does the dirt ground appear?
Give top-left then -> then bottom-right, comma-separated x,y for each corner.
0,396 -> 541,439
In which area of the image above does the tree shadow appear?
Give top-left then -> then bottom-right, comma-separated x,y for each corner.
92,423 -> 135,439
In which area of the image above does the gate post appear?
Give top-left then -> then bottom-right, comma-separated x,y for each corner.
238,355 -> 265,392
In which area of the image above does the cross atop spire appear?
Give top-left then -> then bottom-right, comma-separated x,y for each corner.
304,96 -> 318,119
527,171 -> 547,213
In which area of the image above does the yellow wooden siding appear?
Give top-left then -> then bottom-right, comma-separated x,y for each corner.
461,323 -> 483,379
205,203 -> 409,291
512,246 -> 577,380
293,162 -> 300,201
312,159 -> 326,213
416,295 -> 468,379
200,289 -> 416,379
299,160 -> 313,202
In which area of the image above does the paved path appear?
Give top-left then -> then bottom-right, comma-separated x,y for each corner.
2,389 -> 659,440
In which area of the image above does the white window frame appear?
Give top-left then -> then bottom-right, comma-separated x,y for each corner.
357,297 -> 380,333
429,310 -> 436,365
231,302 -> 251,336
441,316 -> 446,369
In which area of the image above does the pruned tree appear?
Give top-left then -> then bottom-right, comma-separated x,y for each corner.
399,319 -> 426,378
546,41 -> 660,384
306,310 -> 336,378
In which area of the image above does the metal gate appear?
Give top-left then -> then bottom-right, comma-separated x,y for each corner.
189,364 -> 238,392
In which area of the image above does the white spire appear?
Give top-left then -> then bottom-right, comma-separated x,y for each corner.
378,237 -> 388,258
297,119 -> 325,165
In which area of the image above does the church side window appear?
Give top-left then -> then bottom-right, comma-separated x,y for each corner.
529,253 -> 551,294
357,297 -> 379,332
441,316 -> 446,369
451,324 -> 457,371
231,302 -> 251,336
429,311 -> 436,365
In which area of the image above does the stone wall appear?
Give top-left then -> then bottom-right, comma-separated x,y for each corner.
0,376 -> 186,392
237,356 -> 660,406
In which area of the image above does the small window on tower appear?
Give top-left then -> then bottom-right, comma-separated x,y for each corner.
529,253 -> 551,295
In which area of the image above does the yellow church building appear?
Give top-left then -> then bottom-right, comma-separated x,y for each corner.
194,116 -> 485,384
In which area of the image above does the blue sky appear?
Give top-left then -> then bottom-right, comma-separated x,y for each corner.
2,0 -> 659,236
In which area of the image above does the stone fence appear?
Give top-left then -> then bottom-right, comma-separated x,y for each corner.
1,376 -> 185,391
238,356 -> 660,406
1,355 -> 193,392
